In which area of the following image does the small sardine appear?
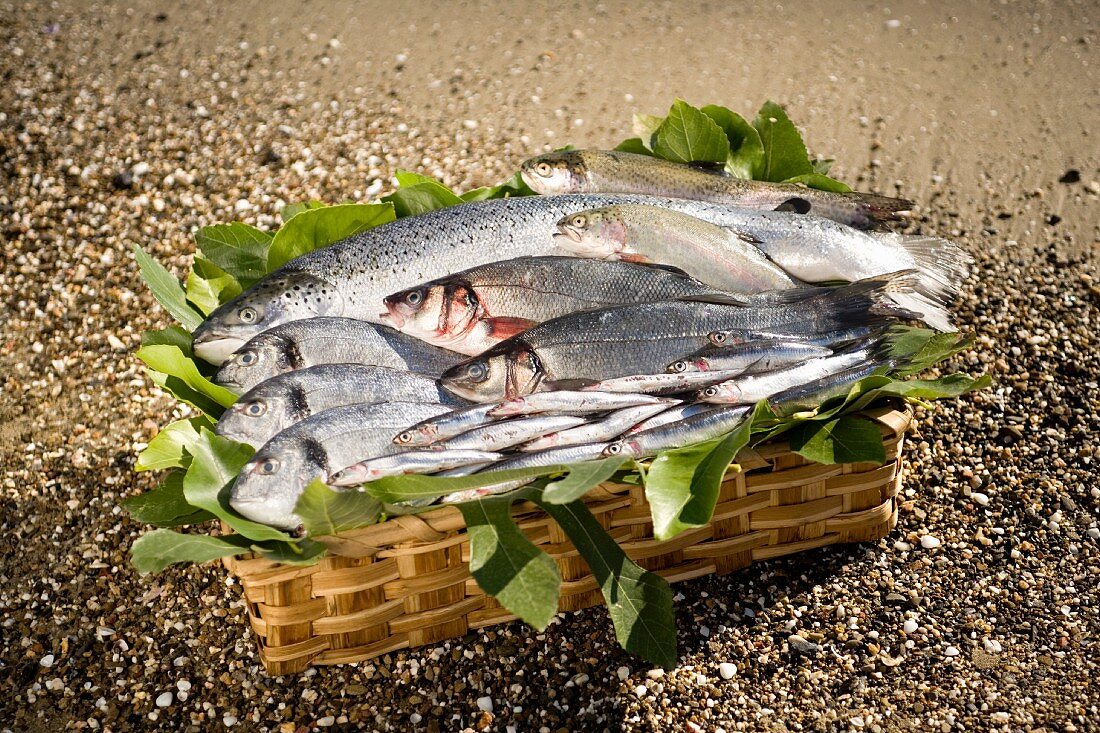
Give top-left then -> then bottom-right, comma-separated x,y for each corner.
767,360 -> 893,416
393,403 -> 500,447
327,449 -> 503,486
667,339 -> 833,374
604,405 -> 752,458
488,390 -> 669,418
707,324 -> 879,349
439,415 -> 587,451
521,402 -> 673,451
440,442 -> 611,504
580,370 -> 750,395
697,351 -> 871,405
623,403 -> 720,435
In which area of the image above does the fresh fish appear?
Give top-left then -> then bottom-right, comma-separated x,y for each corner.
488,390 -> 669,418
667,339 -> 833,374
697,350 -> 874,405
327,449 -> 503,486
380,256 -> 725,355
521,403 -> 673,451
214,364 -> 466,447
438,415 -> 587,451
767,360 -> 894,416
229,401 -> 451,530
520,149 -> 912,229
579,370 -> 748,396
191,193 -> 961,364
440,273 -> 923,402
393,403 -> 501,447
604,405 -> 752,458
554,204 -> 800,294
440,443 -> 611,504
213,317 -> 463,394
707,324 -> 881,349
623,403 -> 722,435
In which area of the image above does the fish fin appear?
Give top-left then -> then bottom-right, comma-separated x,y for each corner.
630,261 -> 695,277
887,233 -> 974,294
773,197 -> 812,215
687,160 -> 729,174
746,285 -> 837,305
837,269 -> 958,332
618,252 -> 654,264
675,292 -> 752,306
733,229 -> 765,245
485,316 -> 538,340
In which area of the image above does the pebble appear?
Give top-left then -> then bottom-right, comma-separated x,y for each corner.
921,535 -> 942,549
155,692 -> 173,708
222,715 -> 237,727
39,654 -> 54,668
971,492 -> 989,505
616,666 -> 630,681
476,696 -> 494,712
983,638 -> 1003,653
903,620 -> 919,634
944,646 -> 960,657
718,663 -> 737,679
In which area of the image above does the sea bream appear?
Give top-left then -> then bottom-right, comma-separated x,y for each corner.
213,317 -> 464,394
439,272 -> 929,402
380,256 -> 726,355
520,149 -> 912,229
229,401 -> 451,531
191,194 -> 963,364
214,364 -> 466,447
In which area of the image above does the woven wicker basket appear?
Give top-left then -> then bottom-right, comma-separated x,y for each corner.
222,403 -> 911,674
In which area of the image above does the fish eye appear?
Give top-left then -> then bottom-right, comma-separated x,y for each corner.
256,457 -> 280,475
465,361 -> 488,382
710,332 -> 727,344
703,387 -> 719,397
244,401 -> 266,417
535,162 -> 553,177
394,430 -> 414,445
670,361 -> 688,373
405,290 -> 423,306
570,214 -> 586,228
605,443 -> 623,455
237,350 -> 257,365
238,306 -> 258,324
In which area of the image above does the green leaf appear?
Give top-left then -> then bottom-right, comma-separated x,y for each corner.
460,171 -> 535,202
652,100 -> 730,164
632,113 -> 665,149
847,374 -> 992,414
193,222 -> 273,288
812,158 -> 835,175
280,200 -> 325,223
459,495 -> 561,630
886,327 -> 975,376
394,170 -> 437,187
135,415 -> 213,471
295,478 -> 384,537
788,415 -> 887,465
132,245 -> 205,332
613,137 -> 654,156
185,257 -> 242,315
383,174 -> 465,217
251,538 -> 329,565
644,405 -> 757,541
783,173 -> 853,193
541,458 -> 627,505
141,325 -> 194,352
365,463 -> 578,504
752,101 -> 814,182
130,529 -> 253,574
122,472 -> 215,528
182,428 -> 294,542
136,344 -> 238,411
267,202 -> 396,270
534,498 -> 677,668
699,105 -> 764,179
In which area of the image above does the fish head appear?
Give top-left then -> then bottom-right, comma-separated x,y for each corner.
697,383 -> 739,404
214,332 -> 296,393
553,208 -> 629,259
192,271 -> 344,365
707,329 -> 751,347
440,343 -> 542,403
383,279 -> 480,346
667,358 -> 704,374
229,439 -> 327,531
519,151 -> 591,194
214,383 -> 302,446
602,439 -> 641,459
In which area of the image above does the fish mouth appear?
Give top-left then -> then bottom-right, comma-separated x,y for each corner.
229,496 -> 304,533
192,332 -> 247,365
553,224 -> 582,243
378,309 -> 404,328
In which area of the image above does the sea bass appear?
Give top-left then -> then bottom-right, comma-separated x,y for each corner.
380,256 -> 725,355
213,317 -> 464,394
214,364 -> 466,447
229,401 -> 451,531
520,149 -> 912,229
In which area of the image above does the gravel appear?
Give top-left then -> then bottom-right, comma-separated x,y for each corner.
1,1 -> 1098,731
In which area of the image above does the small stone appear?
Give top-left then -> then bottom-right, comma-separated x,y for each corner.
476,696 -> 493,712
1058,169 -> 1080,183
176,680 -> 191,692
971,492 -> 989,506
40,654 -> 55,668
616,666 -> 630,681
223,715 -> 237,727
903,620 -> 919,634
234,199 -> 253,213
718,662 -> 737,679
463,119 -> 479,130
633,684 -> 648,698
316,716 -> 335,727
646,668 -> 665,679
921,535 -> 942,549
788,634 -> 820,654
111,171 -> 134,190
983,638 -> 1003,653
155,692 -> 173,708
945,646 -> 960,657
409,713 -> 422,724
132,161 -> 151,176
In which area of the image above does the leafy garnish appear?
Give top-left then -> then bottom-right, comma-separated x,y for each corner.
132,245 -> 205,331
652,99 -> 730,164
267,202 -> 396,270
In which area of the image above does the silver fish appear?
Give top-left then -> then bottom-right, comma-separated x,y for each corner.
667,339 -> 833,374
554,204 -> 800,294
440,442 -> 611,504
393,403 -> 500,447
213,317 -> 463,394
439,415 -> 587,451
488,390 -> 669,418
229,401 -> 450,530
327,449 -> 503,486
521,402 -> 673,451
706,324 -> 881,349
214,364 -> 466,447
767,360 -> 893,416
579,370 -> 747,396
697,350 -> 872,405
520,149 -> 912,229
604,406 -> 752,458
380,256 -> 724,356
623,403 -> 722,435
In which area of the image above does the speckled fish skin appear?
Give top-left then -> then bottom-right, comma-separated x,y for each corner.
697,350 -> 872,405
229,401 -> 451,530
192,193 -> 842,364
520,149 -> 913,229
554,204 -> 800,294
521,402 -> 673,451
438,415 -> 587,451
488,390 -> 669,418
604,405 -> 752,458
667,339 -> 833,374
326,449 -> 503,486
441,274 -> 909,403
213,317 -> 464,395
380,256 -> 726,355
215,364 -> 466,448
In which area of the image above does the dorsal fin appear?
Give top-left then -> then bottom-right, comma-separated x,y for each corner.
774,197 -> 812,214
687,160 -> 729,174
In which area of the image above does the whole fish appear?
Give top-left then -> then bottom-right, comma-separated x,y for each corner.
623,403 -> 722,435
697,350 -> 874,405
554,204 -> 799,294
707,324 -> 881,349
440,273 -> 917,402
488,390 -> 669,418
767,359 -> 893,416
520,149 -> 912,229
213,317 -> 463,394
327,449 -> 503,486
393,403 -> 501,447
229,401 -> 450,530
438,415 -> 587,451
667,339 -> 833,374
579,369 -> 748,396
521,403 -> 673,451
603,405 -> 752,458
191,194 -> 961,363
380,256 -> 726,355
215,364 -> 466,447
440,442 -> 610,504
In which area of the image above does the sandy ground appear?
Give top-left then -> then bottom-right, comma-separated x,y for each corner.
1,1 -> 1098,731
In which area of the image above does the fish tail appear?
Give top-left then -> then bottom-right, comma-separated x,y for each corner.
821,270 -> 956,333
877,234 -> 972,331
845,192 -> 914,228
